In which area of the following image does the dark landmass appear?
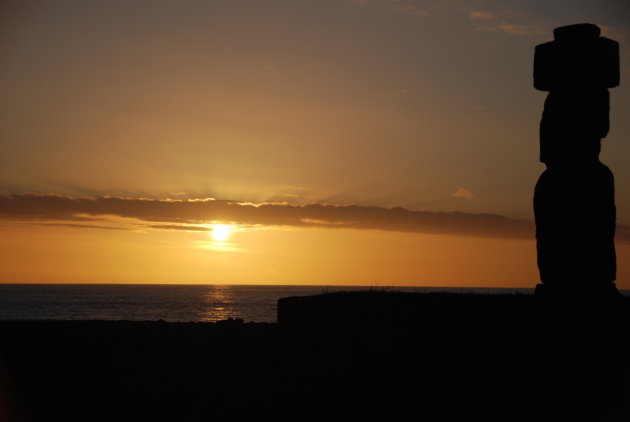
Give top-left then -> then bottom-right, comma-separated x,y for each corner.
1,291 -> 629,421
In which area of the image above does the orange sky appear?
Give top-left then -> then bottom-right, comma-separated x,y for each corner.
1,1 -> 629,288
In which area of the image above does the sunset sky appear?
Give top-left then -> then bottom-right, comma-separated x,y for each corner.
1,0 -> 629,287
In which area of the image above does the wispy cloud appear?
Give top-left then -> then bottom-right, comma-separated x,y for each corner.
468,11 -> 494,20
0,193 -> 535,240
452,187 -> 475,200
476,22 -> 543,36
392,3 -> 429,17
38,222 -> 130,231
466,7 -> 543,36
353,0 -> 433,17
148,224 -> 211,232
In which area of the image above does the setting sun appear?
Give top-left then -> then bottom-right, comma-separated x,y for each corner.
211,224 -> 232,242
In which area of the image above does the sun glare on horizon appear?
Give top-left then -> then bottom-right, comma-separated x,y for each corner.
211,224 -> 232,242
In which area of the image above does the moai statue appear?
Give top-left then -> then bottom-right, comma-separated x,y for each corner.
533,23 -> 621,298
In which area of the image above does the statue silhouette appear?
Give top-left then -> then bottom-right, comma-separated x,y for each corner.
533,23 -> 621,298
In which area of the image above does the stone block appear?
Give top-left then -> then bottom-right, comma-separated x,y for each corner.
539,88 -> 609,164
534,27 -> 619,91
553,23 -> 601,41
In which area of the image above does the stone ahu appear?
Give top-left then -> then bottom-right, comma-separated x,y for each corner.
533,23 -> 621,298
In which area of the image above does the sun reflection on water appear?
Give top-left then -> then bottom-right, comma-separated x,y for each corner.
199,285 -> 240,322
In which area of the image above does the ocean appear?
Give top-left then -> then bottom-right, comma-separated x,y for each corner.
0,284 -> 539,322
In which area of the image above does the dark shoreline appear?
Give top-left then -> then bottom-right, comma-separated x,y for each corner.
1,292 -> 629,421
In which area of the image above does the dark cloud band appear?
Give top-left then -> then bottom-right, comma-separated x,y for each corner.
1,192 -> 611,241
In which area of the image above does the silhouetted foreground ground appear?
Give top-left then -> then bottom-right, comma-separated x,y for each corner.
1,292 -> 629,422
